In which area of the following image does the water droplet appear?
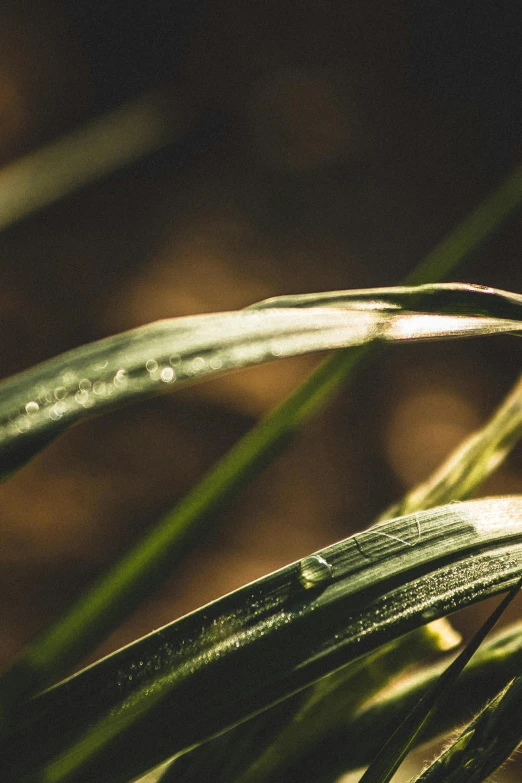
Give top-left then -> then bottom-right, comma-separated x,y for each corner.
298,555 -> 333,590
189,357 -> 206,375
39,391 -> 53,405
25,401 -> 39,415
78,378 -> 92,392
169,353 -> 181,366
75,389 -> 90,406
160,366 -> 175,383
92,381 -> 108,396
15,416 -> 31,433
113,368 -> 128,388
146,359 -> 158,373
61,371 -> 76,385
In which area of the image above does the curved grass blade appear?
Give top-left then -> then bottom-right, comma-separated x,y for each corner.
411,675 -> 522,783
1,283 -> 521,481
356,576 -> 522,783
3,496 -> 522,783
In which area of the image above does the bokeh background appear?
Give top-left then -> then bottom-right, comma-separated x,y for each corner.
0,0 -> 521,758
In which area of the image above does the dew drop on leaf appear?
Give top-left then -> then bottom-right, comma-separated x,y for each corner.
298,554 -> 333,590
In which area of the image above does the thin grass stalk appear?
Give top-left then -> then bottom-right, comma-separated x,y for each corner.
411,675 -> 522,783
380,372 -> 522,521
0,89 -> 194,231
403,162 -> 522,285
356,577 -> 522,783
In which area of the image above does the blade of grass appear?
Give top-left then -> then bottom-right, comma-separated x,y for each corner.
3,496 -> 522,783
356,576 -> 522,783
1,167 -> 521,726
411,675 -> 522,783
2,282 -> 521,481
380,372 -> 522,521
0,89 -> 194,232
403,162 -> 522,285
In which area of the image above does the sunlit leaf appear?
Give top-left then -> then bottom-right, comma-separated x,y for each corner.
1,283 -> 521,479
3,496 -> 522,783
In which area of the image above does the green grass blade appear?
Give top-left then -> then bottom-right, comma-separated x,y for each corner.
0,89 -> 192,232
356,576 -> 522,783
3,496 -> 522,783
1,282 -> 521,481
380,372 -> 522,520
403,162 -> 522,285
411,675 -> 522,783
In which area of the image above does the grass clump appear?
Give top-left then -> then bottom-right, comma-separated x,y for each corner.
0,142 -> 522,783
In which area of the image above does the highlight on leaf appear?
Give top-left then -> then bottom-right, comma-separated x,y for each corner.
1,11 -> 522,783
1,282 -> 521,479
3,496 -> 522,783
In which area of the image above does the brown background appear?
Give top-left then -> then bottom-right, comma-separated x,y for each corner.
0,0 -> 521,709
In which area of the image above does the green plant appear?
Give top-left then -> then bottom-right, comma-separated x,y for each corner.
1,147 -> 522,783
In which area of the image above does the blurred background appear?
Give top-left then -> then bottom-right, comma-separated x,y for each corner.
0,0 -> 521,746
